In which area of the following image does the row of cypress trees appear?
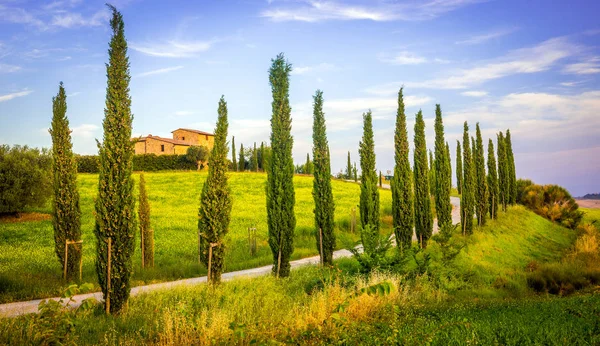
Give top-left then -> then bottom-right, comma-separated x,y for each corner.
230,138 -> 266,172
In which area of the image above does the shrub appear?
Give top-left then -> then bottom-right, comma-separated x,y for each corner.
520,183 -> 583,229
75,155 -> 99,173
186,145 -> 209,167
0,145 -> 52,214
75,154 -> 198,173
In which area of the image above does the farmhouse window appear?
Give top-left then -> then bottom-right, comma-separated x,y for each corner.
182,136 -> 185,140
205,135 -> 208,140
161,145 -> 165,152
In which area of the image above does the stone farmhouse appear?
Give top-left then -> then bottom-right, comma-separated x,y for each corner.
133,128 -> 214,155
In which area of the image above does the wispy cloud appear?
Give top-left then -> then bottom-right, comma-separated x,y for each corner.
378,51 -> 427,65
455,27 -> 518,45
136,66 -> 184,77
261,0 -> 482,22
131,40 -> 214,58
461,90 -> 488,97
0,5 -> 46,29
0,63 -> 21,73
0,4 -> 109,30
0,89 -> 32,102
50,9 -> 109,28
71,124 -> 99,138
291,63 -> 337,75
67,92 -> 81,97
563,56 -> 600,75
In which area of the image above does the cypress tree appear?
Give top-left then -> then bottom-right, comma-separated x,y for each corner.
446,142 -> 452,192
311,90 -> 335,265
232,136 -> 237,171
487,139 -> 499,220
346,151 -> 352,179
414,110 -> 433,247
253,142 -> 258,172
497,132 -> 508,211
428,151 -> 436,196
506,129 -> 517,205
460,122 -> 475,235
353,162 -> 358,182
50,82 -> 81,280
266,53 -> 295,278
359,110 -> 380,232
238,143 -> 244,172
474,123 -> 488,226
379,171 -> 383,188
434,104 -> 452,230
94,5 -> 136,314
456,141 -> 463,194
305,153 -> 312,175
138,173 -> 153,268
259,142 -> 265,171
391,87 -> 413,251
198,96 -> 232,284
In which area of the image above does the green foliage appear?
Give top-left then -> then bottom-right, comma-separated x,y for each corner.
413,110 -> 433,246
359,110 -> 380,236
346,151 -> 353,180
520,183 -> 583,229
238,143 -> 245,172
460,122 -> 475,235
94,5 -> 136,314
516,178 -> 534,204
353,162 -> 358,182
198,96 -> 232,283
474,123 -> 488,226
505,129 -> 517,205
185,145 -> 209,167
77,154 -> 198,173
487,139 -> 499,220
527,262 -> 600,295
304,153 -> 313,175
231,136 -> 237,172
50,82 -> 82,281
0,145 -> 52,214
434,104 -> 452,230
266,53 -> 296,277
497,132 -> 509,211
138,173 -> 153,268
311,90 -> 335,265
391,87 -> 414,251
455,141 -> 462,195
259,142 -> 265,171
252,142 -> 258,172
350,225 -> 395,273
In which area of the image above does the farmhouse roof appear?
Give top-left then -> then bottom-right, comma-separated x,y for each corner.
134,135 -> 191,146
171,128 -> 214,136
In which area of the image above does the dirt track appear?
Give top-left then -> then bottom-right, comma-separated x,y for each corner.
577,199 -> 600,209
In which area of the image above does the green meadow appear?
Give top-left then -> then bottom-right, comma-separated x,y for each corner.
0,171 -> 393,304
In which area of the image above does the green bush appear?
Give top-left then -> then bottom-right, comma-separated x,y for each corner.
520,183 -> 583,229
0,145 -> 52,214
526,262 -> 600,295
75,154 -> 197,173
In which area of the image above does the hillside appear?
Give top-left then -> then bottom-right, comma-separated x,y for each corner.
0,172 -> 392,304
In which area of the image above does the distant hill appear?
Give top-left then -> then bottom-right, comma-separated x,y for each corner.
579,193 -> 600,200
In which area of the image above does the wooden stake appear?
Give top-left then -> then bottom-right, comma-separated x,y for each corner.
319,228 -> 324,266
79,241 -> 83,281
106,238 -> 111,315
207,242 -> 219,283
141,226 -> 145,269
63,239 -> 68,280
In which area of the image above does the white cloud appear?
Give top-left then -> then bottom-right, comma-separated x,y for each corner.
559,81 -> 586,87
261,0 -> 482,22
174,110 -> 194,116
0,5 -> 46,29
0,63 -> 21,73
0,89 -> 32,102
131,40 -> 214,58
455,27 -> 518,45
67,92 -> 81,97
291,63 -> 337,75
461,90 -> 488,97
563,57 -> 600,75
71,124 -> 99,138
50,9 -> 109,28
379,52 -> 427,65
136,66 -> 184,78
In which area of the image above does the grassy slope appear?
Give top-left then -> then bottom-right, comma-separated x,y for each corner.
0,172 -> 392,303
581,207 -> 600,225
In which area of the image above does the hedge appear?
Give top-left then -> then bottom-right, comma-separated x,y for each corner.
76,154 -> 198,173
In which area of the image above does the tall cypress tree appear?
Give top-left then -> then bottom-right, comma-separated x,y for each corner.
391,87 -> 413,251
346,151 -> 352,179
238,143 -> 244,172
198,96 -> 232,283
456,141 -> 463,194
138,173 -> 153,268
487,139 -> 499,220
231,136 -> 237,172
359,110 -> 380,232
94,5 -> 136,314
428,151 -> 436,196
311,90 -> 335,265
305,153 -> 312,174
253,142 -> 258,172
460,122 -> 475,235
474,123 -> 488,226
497,132 -> 508,211
353,162 -> 358,182
434,104 -> 452,230
259,142 -> 265,171
50,82 -> 81,281
414,110 -> 433,247
266,53 -> 295,278
506,129 -> 517,205
446,142 -> 452,192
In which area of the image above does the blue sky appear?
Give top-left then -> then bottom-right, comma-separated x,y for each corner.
0,0 -> 599,196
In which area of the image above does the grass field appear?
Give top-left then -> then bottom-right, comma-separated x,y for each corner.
1,203 -> 595,345
581,207 -> 600,226
0,171 -> 393,304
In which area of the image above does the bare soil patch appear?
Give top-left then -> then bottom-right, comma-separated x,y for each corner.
0,212 -> 51,223
577,199 -> 600,209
